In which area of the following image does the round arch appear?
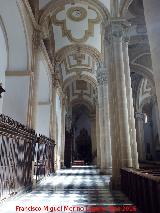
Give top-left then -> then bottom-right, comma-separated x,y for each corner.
63,72 -> 97,91
0,16 -> 8,74
130,64 -> 155,90
55,44 -> 102,66
71,99 -> 95,114
120,0 -> 134,17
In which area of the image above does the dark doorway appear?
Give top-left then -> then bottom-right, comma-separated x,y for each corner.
75,128 -> 92,164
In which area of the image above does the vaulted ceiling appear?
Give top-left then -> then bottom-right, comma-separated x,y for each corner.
38,0 -> 154,110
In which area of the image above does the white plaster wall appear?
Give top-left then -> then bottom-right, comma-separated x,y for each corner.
0,0 -> 28,71
56,94 -> 62,169
37,60 -> 50,102
36,58 -> 51,137
0,22 -> 7,113
2,76 -> 30,124
36,104 -> 50,137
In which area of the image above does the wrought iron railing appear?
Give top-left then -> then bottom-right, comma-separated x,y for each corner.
33,134 -> 55,182
0,114 -> 55,201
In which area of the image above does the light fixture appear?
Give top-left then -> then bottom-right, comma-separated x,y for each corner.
0,83 -> 5,98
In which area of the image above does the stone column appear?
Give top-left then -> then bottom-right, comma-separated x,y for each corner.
29,30 -> 41,129
49,74 -> 57,170
143,0 -> 160,118
135,112 -> 145,161
111,21 -> 132,168
152,95 -> 160,143
123,33 -> 139,169
60,97 -> 66,168
96,104 -> 101,167
97,80 -> 106,171
97,64 -> 111,173
90,114 -> 97,164
50,74 -> 57,141
103,76 -> 112,172
103,29 -> 112,173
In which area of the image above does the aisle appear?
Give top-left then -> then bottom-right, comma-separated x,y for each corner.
0,166 -> 138,213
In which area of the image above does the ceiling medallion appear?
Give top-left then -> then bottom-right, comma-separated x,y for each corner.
67,7 -> 87,22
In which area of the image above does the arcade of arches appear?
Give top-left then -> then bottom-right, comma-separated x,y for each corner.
0,0 -> 160,212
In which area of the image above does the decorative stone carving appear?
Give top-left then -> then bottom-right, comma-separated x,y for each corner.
111,22 -> 124,39
96,63 -> 108,85
135,112 -> 145,121
55,44 -> 102,65
0,114 -> 37,141
151,95 -> 158,105
111,21 -> 131,41
52,5 -> 101,43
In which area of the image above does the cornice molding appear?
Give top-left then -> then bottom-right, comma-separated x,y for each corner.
38,101 -> 51,105
5,71 -> 32,77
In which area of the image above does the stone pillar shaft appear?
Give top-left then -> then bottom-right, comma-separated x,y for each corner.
60,100 -> 65,167
143,0 -> 160,120
123,39 -> 139,169
103,83 -> 112,170
50,77 -> 58,170
135,112 -> 145,161
97,83 -> 106,170
90,115 -> 97,164
29,31 -> 41,129
97,64 -> 112,173
112,31 -> 132,168
96,105 -> 101,167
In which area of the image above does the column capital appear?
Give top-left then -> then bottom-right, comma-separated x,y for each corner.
110,20 -> 131,41
96,63 -> 108,85
151,95 -> 157,104
135,112 -> 145,121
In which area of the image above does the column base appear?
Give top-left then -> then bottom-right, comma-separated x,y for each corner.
100,167 -> 112,175
109,176 -> 121,190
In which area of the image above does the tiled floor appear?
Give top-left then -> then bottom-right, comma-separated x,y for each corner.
0,166 -> 139,213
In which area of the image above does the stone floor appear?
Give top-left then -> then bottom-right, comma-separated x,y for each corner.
0,166 -> 139,213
